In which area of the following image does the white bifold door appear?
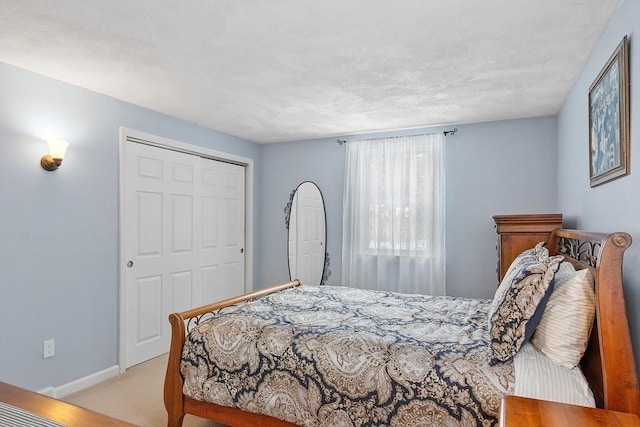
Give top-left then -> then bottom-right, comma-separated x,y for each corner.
122,141 -> 245,368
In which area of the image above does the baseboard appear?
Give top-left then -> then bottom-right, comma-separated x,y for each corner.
38,386 -> 55,397
38,365 -> 120,398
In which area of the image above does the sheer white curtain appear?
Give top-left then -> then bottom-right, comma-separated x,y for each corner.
341,133 -> 445,295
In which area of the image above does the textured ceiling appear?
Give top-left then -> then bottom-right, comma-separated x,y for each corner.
0,0 -> 620,143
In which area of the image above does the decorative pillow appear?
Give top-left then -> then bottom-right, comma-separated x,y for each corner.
531,262 -> 595,367
488,242 -> 563,362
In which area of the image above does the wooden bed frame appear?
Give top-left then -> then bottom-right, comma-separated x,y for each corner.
164,229 -> 639,427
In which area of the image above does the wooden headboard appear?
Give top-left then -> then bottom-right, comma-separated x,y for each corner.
547,229 -> 639,415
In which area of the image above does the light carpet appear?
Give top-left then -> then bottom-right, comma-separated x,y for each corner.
63,353 -> 223,427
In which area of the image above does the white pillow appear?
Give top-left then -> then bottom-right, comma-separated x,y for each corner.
531,262 -> 595,368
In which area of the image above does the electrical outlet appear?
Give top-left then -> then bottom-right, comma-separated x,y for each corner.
43,339 -> 55,359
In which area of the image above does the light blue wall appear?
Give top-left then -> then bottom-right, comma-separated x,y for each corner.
0,63 -> 261,391
445,117 -> 558,298
4,0 -> 638,392
259,116 -> 559,299
557,0 -> 639,375
258,138 -> 346,287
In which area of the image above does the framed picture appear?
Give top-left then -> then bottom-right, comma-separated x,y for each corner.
588,36 -> 630,187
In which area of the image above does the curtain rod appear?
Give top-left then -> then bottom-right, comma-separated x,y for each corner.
336,128 -> 457,145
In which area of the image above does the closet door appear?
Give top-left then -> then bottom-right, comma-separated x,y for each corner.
122,141 -> 245,368
200,157 -> 245,303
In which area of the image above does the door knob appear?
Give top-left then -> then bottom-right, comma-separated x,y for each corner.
127,260 -> 134,268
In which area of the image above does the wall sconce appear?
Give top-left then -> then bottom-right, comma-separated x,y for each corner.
40,140 -> 69,171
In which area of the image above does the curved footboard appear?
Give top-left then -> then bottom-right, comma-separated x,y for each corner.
163,281 -> 301,427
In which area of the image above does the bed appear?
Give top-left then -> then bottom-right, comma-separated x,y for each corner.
164,229 -> 639,426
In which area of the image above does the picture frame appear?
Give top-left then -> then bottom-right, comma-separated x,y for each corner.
588,35 -> 630,187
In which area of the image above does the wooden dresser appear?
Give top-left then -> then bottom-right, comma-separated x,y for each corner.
492,213 -> 563,282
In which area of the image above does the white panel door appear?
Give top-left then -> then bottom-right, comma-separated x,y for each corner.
199,158 -> 245,303
123,142 -> 245,368
296,187 -> 325,285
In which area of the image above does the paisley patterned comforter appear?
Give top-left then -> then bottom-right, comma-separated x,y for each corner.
180,285 -> 514,426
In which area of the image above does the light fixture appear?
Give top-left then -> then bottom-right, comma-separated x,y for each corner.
41,140 -> 69,171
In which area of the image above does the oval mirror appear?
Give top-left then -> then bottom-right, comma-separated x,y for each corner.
286,182 -> 326,285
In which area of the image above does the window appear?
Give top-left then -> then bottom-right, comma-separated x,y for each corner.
342,133 -> 445,295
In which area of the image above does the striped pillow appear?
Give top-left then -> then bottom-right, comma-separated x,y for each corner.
513,342 -> 595,407
531,262 -> 595,368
